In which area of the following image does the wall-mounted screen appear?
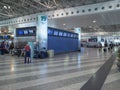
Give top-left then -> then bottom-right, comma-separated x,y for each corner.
53,30 -> 59,36
48,29 -> 53,36
63,32 -> 67,37
0,36 -> 3,39
59,32 -> 63,36
4,35 -> 10,39
16,26 -> 36,37
88,38 -> 97,42
24,30 -> 28,35
71,34 -> 74,37
67,33 -> 71,37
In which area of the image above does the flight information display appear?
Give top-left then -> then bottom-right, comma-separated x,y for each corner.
53,30 -> 59,36
63,32 -> 67,37
70,34 -> 74,38
48,27 -> 78,39
59,32 -> 63,36
67,33 -> 71,37
4,35 -> 10,39
48,29 -> 53,36
0,36 -> 3,39
16,26 -> 36,37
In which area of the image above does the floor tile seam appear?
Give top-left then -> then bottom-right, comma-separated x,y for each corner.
0,64 -> 102,81
0,71 -> 95,87
0,55 -> 110,63
0,58 -> 107,67
0,61 -> 105,74
104,72 -> 120,85
80,53 -> 116,90
0,59 -> 107,71
53,81 -> 87,90
17,75 -> 91,90
0,66 -> 104,82
0,70 -> 97,90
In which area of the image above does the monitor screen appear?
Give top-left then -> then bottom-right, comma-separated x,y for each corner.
71,34 -> 74,38
4,35 -> 10,39
16,26 -> 36,37
48,29 -> 53,35
53,30 -> 59,36
67,33 -> 70,37
63,32 -> 67,37
0,36 -> 3,39
18,30 -> 24,35
24,30 -> 28,35
28,30 -> 34,35
59,32 -> 63,36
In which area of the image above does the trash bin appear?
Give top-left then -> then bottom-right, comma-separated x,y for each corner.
47,50 -> 54,58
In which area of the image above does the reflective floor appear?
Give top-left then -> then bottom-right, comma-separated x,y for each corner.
0,48 -> 118,90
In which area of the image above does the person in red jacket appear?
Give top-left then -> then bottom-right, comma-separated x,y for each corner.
25,44 -> 31,63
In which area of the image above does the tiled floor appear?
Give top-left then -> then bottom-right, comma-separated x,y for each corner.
0,48 -> 117,90
101,60 -> 120,90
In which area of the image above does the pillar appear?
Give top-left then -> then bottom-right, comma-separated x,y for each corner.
74,28 -> 81,49
37,15 -> 48,50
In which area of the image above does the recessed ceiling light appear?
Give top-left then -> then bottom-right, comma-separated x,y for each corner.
3,6 -> 7,9
8,6 -> 10,9
63,23 -> 66,26
93,20 -> 96,23
89,26 -> 92,28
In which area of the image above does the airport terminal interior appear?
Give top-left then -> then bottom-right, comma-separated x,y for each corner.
0,0 -> 120,90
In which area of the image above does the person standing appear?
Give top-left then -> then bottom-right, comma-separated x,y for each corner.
1,41 -> 5,55
25,44 -> 31,64
9,42 -> 14,55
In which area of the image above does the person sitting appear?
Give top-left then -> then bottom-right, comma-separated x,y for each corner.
16,46 -> 21,57
40,47 -> 48,58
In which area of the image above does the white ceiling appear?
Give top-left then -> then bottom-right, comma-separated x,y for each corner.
48,9 -> 120,32
0,0 -> 120,33
0,0 -> 112,21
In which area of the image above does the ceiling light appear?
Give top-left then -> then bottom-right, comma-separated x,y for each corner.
8,6 -> 10,9
3,6 -> 7,9
89,26 -> 92,28
11,34 -> 14,37
93,20 -> 96,23
63,23 -> 66,26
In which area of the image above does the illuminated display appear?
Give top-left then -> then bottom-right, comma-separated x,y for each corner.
67,33 -> 70,37
16,26 -> 36,37
71,34 -> 73,37
63,32 -> 67,37
53,31 -> 59,36
0,36 -> 3,39
48,29 -> 53,35
29,30 -> 33,34
18,30 -> 24,35
59,32 -> 63,36
24,30 -> 28,35
48,27 -> 78,39
4,35 -> 10,39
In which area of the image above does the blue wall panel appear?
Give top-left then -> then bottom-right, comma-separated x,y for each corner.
48,36 -> 78,54
47,27 -> 78,54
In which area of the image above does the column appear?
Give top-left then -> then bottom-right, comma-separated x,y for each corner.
37,15 -> 48,50
74,28 -> 81,50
